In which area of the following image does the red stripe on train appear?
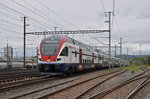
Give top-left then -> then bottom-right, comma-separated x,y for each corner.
40,37 -> 67,62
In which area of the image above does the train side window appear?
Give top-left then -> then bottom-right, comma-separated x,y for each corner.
60,47 -> 68,56
75,51 -> 77,57
99,57 -> 101,60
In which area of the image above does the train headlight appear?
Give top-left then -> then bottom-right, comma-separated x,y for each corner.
39,58 -> 43,61
57,58 -> 61,61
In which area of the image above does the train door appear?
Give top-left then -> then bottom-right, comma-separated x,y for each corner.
79,48 -> 82,70
92,53 -> 95,68
69,46 -> 72,63
102,55 -> 104,67
98,53 -> 101,66
60,46 -> 68,63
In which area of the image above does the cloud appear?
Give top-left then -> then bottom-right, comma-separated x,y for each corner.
0,0 -> 150,55
137,11 -> 150,19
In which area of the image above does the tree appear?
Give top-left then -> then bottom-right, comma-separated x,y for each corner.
147,55 -> 150,65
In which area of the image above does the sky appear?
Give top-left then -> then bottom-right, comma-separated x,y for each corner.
0,0 -> 150,56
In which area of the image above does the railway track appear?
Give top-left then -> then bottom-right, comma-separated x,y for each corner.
5,69 -> 124,99
74,70 -> 128,99
140,67 -> 150,72
11,69 -> 126,99
41,70 -> 127,99
0,69 -> 111,92
126,75 -> 150,99
0,69 -> 40,84
2,68 -> 148,99
88,69 -> 150,99
0,68 -> 113,98
0,69 -> 39,77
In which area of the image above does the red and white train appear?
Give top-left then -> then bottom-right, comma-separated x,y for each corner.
38,35 -> 128,75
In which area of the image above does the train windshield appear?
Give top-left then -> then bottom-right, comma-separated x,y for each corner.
41,43 -> 59,56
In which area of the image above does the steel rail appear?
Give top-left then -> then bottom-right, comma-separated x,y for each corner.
40,70 -> 125,99
12,70 -> 123,99
126,75 -> 150,99
75,70 -> 127,99
88,71 -> 148,99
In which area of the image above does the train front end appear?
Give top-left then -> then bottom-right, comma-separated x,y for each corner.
38,36 -> 67,75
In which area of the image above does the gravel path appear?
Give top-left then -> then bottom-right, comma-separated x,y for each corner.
101,76 -> 146,99
0,69 -> 112,99
45,70 -> 125,99
79,71 -> 135,99
144,82 -> 150,99
131,80 -> 150,99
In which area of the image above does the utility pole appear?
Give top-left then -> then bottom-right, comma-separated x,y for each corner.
54,26 -> 57,34
7,42 -> 8,68
105,11 -> 114,68
36,47 -> 39,68
115,44 -> 117,57
23,16 -> 26,68
139,44 -> 142,65
127,47 -> 128,60
119,37 -> 122,58
140,44 -> 142,58
133,52 -> 135,66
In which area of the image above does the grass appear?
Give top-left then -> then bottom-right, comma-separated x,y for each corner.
124,65 -> 140,72
144,65 -> 150,69
106,65 -> 150,72
120,65 -> 150,72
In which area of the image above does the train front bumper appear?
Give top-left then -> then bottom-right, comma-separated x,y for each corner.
38,63 -> 66,73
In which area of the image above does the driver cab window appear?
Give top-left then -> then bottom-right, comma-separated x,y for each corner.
60,47 -> 68,56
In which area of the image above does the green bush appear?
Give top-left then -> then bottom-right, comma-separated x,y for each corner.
147,56 -> 150,65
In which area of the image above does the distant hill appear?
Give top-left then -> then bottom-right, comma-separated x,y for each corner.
116,55 -> 149,60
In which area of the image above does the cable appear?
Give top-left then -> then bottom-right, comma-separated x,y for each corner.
28,17 -> 53,30
0,2 -> 24,16
113,0 -> 115,15
0,6 -> 23,18
22,0 -> 66,29
0,19 -> 22,28
0,27 -> 22,37
35,0 -> 79,29
111,0 -> 115,34
100,0 -> 107,17
12,0 -> 64,29
114,17 -> 122,37
28,23 -> 47,31
0,10 -> 22,22
0,2 -> 49,32
0,22 -> 22,31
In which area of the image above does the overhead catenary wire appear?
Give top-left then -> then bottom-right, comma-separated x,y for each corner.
111,0 -> 115,32
0,2 -> 24,16
22,0 -> 67,30
35,0 -> 80,30
12,0 -> 65,29
100,0 -> 107,17
0,0 -> 113,54
0,10 -> 22,22
112,0 -> 115,15
0,6 -> 23,18
0,26 -> 22,35
0,22 -> 22,31
0,2 -> 48,32
0,18 -> 23,28
28,22 -> 47,31
28,17 -> 54,30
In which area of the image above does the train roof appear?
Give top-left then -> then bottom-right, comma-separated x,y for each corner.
42,35 -> 94,51
42,35 -> 122,59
